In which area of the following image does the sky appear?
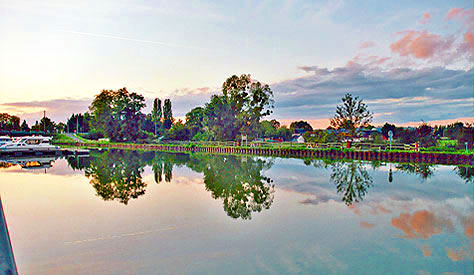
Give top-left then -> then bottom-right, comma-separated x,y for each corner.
0,0 -> 473,128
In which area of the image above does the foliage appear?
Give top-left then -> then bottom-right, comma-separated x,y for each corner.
454,166 -> 473,184
152,98 -> 162,135
34,117 -> 56,133
185,107 -> 204,138
81,130 -> 104,140
303,130 -> 328,143
416,123 -> 435,147
166,120 -> 190,141
89,87 -> 147,142
276,126 -> 293,141
187,154 -> 275,220
330,93 -> 373,139
0,113 -> 20,131
84,150 -> 154,204
330,161 -> 373,205
396,163 -> 435,180
259,120 -> 278,138
163,99 -> 173,129
290,120 -> 313,132
204,74 -> 274,141
66,113 -> 91,133
20,120 -> 29,131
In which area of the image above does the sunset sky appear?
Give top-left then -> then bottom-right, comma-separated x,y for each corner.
0,0 -> 473,128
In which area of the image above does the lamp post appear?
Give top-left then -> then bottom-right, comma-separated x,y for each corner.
466,142 -> 469,153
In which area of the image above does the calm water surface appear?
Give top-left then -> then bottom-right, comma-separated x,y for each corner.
0,150 -> 472,274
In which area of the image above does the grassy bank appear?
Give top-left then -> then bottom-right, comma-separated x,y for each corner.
52,135 -> 473,156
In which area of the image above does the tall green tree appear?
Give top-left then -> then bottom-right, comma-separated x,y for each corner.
39,117 -> 55,133
20,120 -> 30,131
163,99 -> 173,130
204,74 -> 274,140
330,93 -> 373,139
185,107 -> 204,139
0,113 -> 20,131
89,88 -> 146,141
151,98 -> 162,136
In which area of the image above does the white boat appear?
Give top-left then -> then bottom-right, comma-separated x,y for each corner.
0,136 -> 11,146
0,136 -> 59,153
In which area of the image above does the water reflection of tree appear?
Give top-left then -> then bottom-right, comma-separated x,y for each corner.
84,150 -> 153,204
66,156 -> 92,171
454,166 -> 473,184
330,161 -> 373,205
396,163 -> 435,180
188,155 -> 275,220
151,153 -> 189,184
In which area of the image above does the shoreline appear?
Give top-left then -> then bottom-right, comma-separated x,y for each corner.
54,141 -> 474,165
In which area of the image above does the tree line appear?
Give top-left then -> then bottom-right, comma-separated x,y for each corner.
1,74 -> 472,150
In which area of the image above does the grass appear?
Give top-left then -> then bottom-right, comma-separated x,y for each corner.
52,134 -> 77,144
52,135 -> 473,156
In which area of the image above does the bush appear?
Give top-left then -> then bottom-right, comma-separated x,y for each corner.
81,131 -> 104,140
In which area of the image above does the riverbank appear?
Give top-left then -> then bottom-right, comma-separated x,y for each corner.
54,140 -> 473,165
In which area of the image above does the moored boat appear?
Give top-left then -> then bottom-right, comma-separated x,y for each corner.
0,136 -> 11,146
0,136 -> 59,154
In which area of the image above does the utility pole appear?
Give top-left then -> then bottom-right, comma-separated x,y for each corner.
43,111 -> 46,133
76,115 -> 79,134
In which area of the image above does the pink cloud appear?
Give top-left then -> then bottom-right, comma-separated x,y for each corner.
422,246 -> 432,257
446,247 -> 466,262
391,210 -> 453,239
446,8 -> 474,20
446,8 -> 474,29
360,41 -> 375,49
390,31 -> 454,59
360,221 -> 375,229
421,12 -> 431,24
462,31 -> 474,52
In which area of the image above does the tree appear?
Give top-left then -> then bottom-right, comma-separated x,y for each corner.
381,123 -> 396,138
163,99 -> 173,130
0,113 -> 20,131
39,117 -> 55,133
289,121 -> 313,133
67,113 -> 91,133
260,120 -> 277,138
185,107 -> 204,138
56,122 -> 66,133
276,126 -> 292,141
303,130 -> 328,143
20,120 -> 30,131
151,98 -> 162,136
204,95 -> 236,140
416,123 -> 435,147
167,120 -> 190,141
89,88 -> 146,141
204,74 -> 274,140
330,93 -> 373,139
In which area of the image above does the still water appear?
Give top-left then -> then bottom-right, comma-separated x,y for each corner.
0,150 -> 472,274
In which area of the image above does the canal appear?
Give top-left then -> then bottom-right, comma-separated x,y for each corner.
0,149 -> 472,274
